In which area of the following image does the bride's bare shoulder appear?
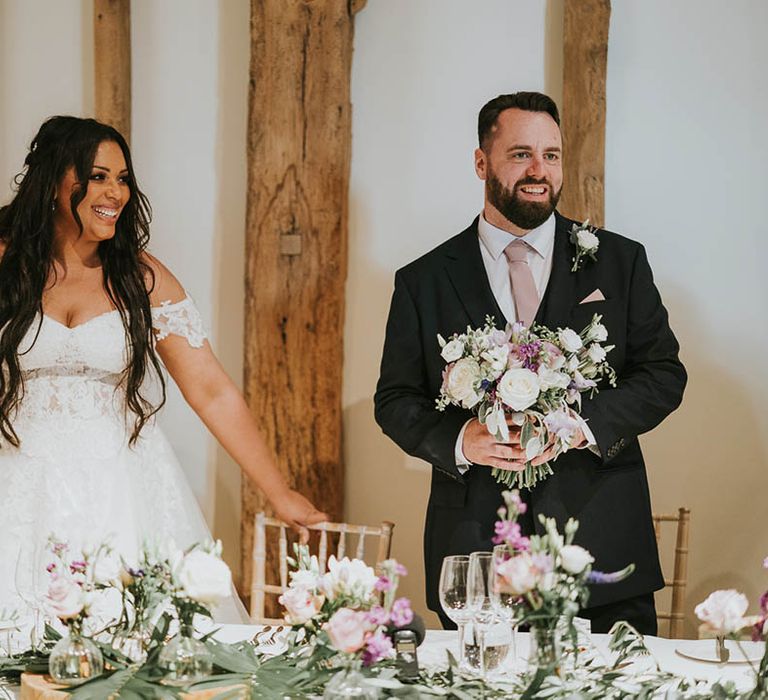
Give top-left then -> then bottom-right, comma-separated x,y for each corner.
140,252 -> 186,307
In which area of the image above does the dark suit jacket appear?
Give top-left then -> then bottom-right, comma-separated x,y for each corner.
374,212 -> 687,612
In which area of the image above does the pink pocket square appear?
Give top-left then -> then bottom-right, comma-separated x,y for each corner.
579,289 -> 606,304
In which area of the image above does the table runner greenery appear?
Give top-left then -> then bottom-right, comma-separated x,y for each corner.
0,620 -> 765,699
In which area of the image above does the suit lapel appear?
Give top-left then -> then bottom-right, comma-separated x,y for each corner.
444,218 -> 508,329
536,212 -> 578,328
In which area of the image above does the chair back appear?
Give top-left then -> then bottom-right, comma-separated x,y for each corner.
652,507 -> 690,638
250,513 -> 394,623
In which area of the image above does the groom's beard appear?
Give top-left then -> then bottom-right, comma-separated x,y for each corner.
486,169 -> 562,231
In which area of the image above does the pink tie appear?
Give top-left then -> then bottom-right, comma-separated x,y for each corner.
504,239 -> 540,328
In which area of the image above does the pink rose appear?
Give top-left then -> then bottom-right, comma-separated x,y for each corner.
46,576 -> 85,621
279,585 -> 324,625
324,608 -> 372,653
495,553 -> 539,595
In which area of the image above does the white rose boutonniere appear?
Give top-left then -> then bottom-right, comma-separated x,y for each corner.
570,220 -> 599,272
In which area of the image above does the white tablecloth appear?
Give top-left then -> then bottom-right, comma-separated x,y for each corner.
4,625 -> 764,697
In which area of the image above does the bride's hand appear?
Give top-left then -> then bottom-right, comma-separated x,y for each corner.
271,489 -> 329,543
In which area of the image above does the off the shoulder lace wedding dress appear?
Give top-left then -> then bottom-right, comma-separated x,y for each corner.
0,297 -> 247,622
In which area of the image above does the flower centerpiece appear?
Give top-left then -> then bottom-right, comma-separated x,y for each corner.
108,544 -> 172,663
492,490 -> 634,674
436,314 -> 616,489
158,540 -> 233,686
279,547 -> 414,698
695,558 -> 768,696
43,537 -> 107,685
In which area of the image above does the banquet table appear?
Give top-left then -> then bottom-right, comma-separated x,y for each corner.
4,624 -> 764,698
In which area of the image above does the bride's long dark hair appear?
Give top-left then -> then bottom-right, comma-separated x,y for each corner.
0,116 -> 166,446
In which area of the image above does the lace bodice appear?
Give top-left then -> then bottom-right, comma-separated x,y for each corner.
9,296 -> 206,456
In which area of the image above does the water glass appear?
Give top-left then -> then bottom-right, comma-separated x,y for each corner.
438,555 -> 472,669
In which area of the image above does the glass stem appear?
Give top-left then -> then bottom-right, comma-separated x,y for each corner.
457,622 -> 466,669
478,628 -> 487,680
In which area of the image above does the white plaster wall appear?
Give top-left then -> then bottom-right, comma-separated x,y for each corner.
346,0 -> 550,628
606,0 -> 768,635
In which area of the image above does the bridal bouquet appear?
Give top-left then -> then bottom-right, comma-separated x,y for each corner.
436,314 -> 616,488
279,547 -> 413,667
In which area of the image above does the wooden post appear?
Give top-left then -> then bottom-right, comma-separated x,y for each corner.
559,0 -> 610,227
241,0 -> 363,608
94,0 -> 131,141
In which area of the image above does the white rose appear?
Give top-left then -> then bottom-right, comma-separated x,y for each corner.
559,545 -> 595,575
279,585 -> 324,625
481,344 -> 510,377
497,368 -> 540,411
587,323 -> 608,343
176,550 -> 232,605
495,554 -> 539,595
46,576 -> 85,621
558,328 -> 583,353
695,590 -> 750,634
576,229 -> 599,252
321,556 -> 377,603
440,339 -> 464,363
586,343 -> 606,364
93,549 -> 122,587
446,358 -> 482,409
538,367 -> 570,391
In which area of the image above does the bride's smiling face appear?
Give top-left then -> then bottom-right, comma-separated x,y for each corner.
55,140 -> 131,243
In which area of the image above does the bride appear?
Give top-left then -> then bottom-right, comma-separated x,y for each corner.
0,116 -> 327,621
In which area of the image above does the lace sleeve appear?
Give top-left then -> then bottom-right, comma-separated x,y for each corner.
151,297 -> 207,348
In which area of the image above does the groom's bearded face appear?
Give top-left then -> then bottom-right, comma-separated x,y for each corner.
485,166 -> 562,231
477,108 -> 564,232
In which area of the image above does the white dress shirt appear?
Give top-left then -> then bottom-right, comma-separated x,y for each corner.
454,212 -> 595,469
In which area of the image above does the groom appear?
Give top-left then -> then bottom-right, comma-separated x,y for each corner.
374,92 -> 686,634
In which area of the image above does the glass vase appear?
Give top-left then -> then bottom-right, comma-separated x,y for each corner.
111,623 -> 152,664
323,657 -> 378,699
158,624 -> 213,686
528,623 -> 562,677
49,631 -> 104,686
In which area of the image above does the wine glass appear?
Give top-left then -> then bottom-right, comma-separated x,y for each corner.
14,543 -> 49,651
438,555 -> 472,669
467,551 -> 496,679
491,544 -> 519,666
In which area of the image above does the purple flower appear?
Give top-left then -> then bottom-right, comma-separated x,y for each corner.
493,520 -> 520,545
395,562 -> 408,577
362,629 -> 393,667
46,563 -> 57,573
69,561 -> 86,574
587,564 -> 635,585
503,490 -> 528,515
390,597 -> 414,627
375,576 -> 393,592
366,605 -> 389,626
760,590 -> 768,614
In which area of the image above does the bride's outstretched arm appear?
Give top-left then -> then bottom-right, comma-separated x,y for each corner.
158,336 -> 328,534
144,255 -> 328,537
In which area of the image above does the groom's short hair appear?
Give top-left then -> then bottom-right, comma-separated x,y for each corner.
478,92 -> 560,149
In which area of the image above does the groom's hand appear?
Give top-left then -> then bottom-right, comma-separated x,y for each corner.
462,418 -> 527,471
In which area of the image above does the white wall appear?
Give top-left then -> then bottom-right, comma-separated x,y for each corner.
346,0 -> 551,628
606,0 -> 768,635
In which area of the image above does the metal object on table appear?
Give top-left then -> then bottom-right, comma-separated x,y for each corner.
716,636 -> 730,663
